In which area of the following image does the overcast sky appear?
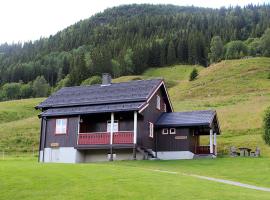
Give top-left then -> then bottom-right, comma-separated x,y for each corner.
0,0 -> 269,44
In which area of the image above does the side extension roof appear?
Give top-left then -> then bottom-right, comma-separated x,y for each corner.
155,110 -> 220,134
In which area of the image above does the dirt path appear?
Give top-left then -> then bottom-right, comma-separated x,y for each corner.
151,169 -> 270,192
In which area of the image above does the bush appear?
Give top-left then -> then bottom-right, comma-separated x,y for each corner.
189,68 -> 198,81
263,107 -> 270,145
225,40 -> 248,59
81,76 -> 102,86
32,76 -> 50,97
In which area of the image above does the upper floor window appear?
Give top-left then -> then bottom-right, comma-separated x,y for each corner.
156,95 -> 161,110
162,128 -> 168,135
55,119 -> 67,134
149,122 -> 154,138
170,128 -> 176,135
164,103 -> 167,112
107,120 -> 119,132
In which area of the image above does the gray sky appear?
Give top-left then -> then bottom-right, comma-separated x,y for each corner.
0,0 -> 269,44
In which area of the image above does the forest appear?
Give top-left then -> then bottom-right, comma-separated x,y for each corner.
0,4 -> 270,100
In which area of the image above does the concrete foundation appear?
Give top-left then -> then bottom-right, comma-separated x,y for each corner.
155,151 -> 194,160
40,147 -> 84,163
40,148 -> 144,163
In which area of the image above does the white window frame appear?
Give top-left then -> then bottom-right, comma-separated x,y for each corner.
162,128 -> 168,135
107,120 -> 119,132
55,118 -> 67,134
164,103 -> 167,112
149,122 -> 154,138
156,95 -> 161,110
170,128 -> 176,135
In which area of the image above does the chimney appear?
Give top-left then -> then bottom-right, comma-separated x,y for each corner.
101,73 -> 112,86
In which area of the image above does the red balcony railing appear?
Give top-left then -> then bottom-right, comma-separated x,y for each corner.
113,131 -> 133,144
78,132 -> 110,145
78,131 -> 134,145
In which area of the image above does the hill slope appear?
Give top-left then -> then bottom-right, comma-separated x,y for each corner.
0,4 -> 270,88
1,58 -> 270,156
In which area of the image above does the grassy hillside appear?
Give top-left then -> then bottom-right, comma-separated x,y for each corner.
1,57 -> 270,156
0,98 -> 44,153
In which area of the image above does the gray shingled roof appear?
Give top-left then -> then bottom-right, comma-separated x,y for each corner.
155,110 -> 216,127
37,79 -> 162,109
41,102 -> 145,117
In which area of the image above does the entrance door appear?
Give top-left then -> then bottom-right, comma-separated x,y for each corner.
107,120 -> 119,132
50,148 -> 60,162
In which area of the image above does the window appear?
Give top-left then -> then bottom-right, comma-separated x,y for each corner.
156,95 -> 161,110
107,120 -> 119,132
162,128 -> 168,135
164,103 -> 167,112
149,122 -> 154,138
55,119 -> 67,134
170,128 -> 176,134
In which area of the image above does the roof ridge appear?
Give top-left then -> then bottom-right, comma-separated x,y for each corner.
60,78 -> 163,90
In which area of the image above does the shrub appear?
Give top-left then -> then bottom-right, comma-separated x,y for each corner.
225,40 -> 248,59
189,68 -> 198,81
81,76 -> 102,86
32,76 -> 50,97
263,106 -> 270,145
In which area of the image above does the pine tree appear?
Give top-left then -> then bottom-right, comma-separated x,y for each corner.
167,40 -> 177,65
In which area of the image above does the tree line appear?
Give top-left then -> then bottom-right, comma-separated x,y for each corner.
0,4 -> 270,101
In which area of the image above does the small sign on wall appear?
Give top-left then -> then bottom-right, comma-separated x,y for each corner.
175,136 -> 187,140
50,143 -> 59,147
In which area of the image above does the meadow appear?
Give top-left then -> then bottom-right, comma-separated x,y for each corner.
1,157 -> 270,200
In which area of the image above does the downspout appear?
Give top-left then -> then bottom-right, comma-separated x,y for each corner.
38,117 -> 44,162
42,117 -> 48,162
155,129 -> 158,158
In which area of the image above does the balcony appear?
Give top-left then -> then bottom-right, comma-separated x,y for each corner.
78,131 -> 134,146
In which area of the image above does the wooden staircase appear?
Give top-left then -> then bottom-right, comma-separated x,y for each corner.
137,146 -> 156,160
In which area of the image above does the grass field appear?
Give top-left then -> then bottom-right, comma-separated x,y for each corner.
1,157 -> 270,200
1,57 -> 270,156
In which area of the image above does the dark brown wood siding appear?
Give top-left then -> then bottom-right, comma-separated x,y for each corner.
44,116 -> 79,148
156,127 -> 197,152
137,88 -> 167,149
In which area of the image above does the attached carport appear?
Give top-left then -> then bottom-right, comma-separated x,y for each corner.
155,110 -> 221,156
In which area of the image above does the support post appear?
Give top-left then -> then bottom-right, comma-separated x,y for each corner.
210,129 -> 213,154
214,132 -> 217,155
110,112 -> 114,161
133,111 -> 137,160
76,115 -> 81,145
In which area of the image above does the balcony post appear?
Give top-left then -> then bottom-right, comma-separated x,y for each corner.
214,132 -> 217,155
133,111 -> 137,160
76,115 -> 81,145
110,112 -> 114,161
210,129 -> 213,154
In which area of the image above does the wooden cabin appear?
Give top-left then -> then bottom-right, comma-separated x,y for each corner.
36,73 -> 221,163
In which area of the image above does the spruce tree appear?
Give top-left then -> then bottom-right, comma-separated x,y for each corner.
167,40 -> 177,65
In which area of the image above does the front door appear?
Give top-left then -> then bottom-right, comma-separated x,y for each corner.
50,148 -> 60,162
107,120 -> 119,132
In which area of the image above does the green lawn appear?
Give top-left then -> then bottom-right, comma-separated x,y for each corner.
1,157 -> 270,200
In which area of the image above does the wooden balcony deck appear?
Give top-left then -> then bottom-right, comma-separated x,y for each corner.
78,131 -> 134,145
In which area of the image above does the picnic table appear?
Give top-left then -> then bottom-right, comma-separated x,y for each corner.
238,147 -> 252,157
